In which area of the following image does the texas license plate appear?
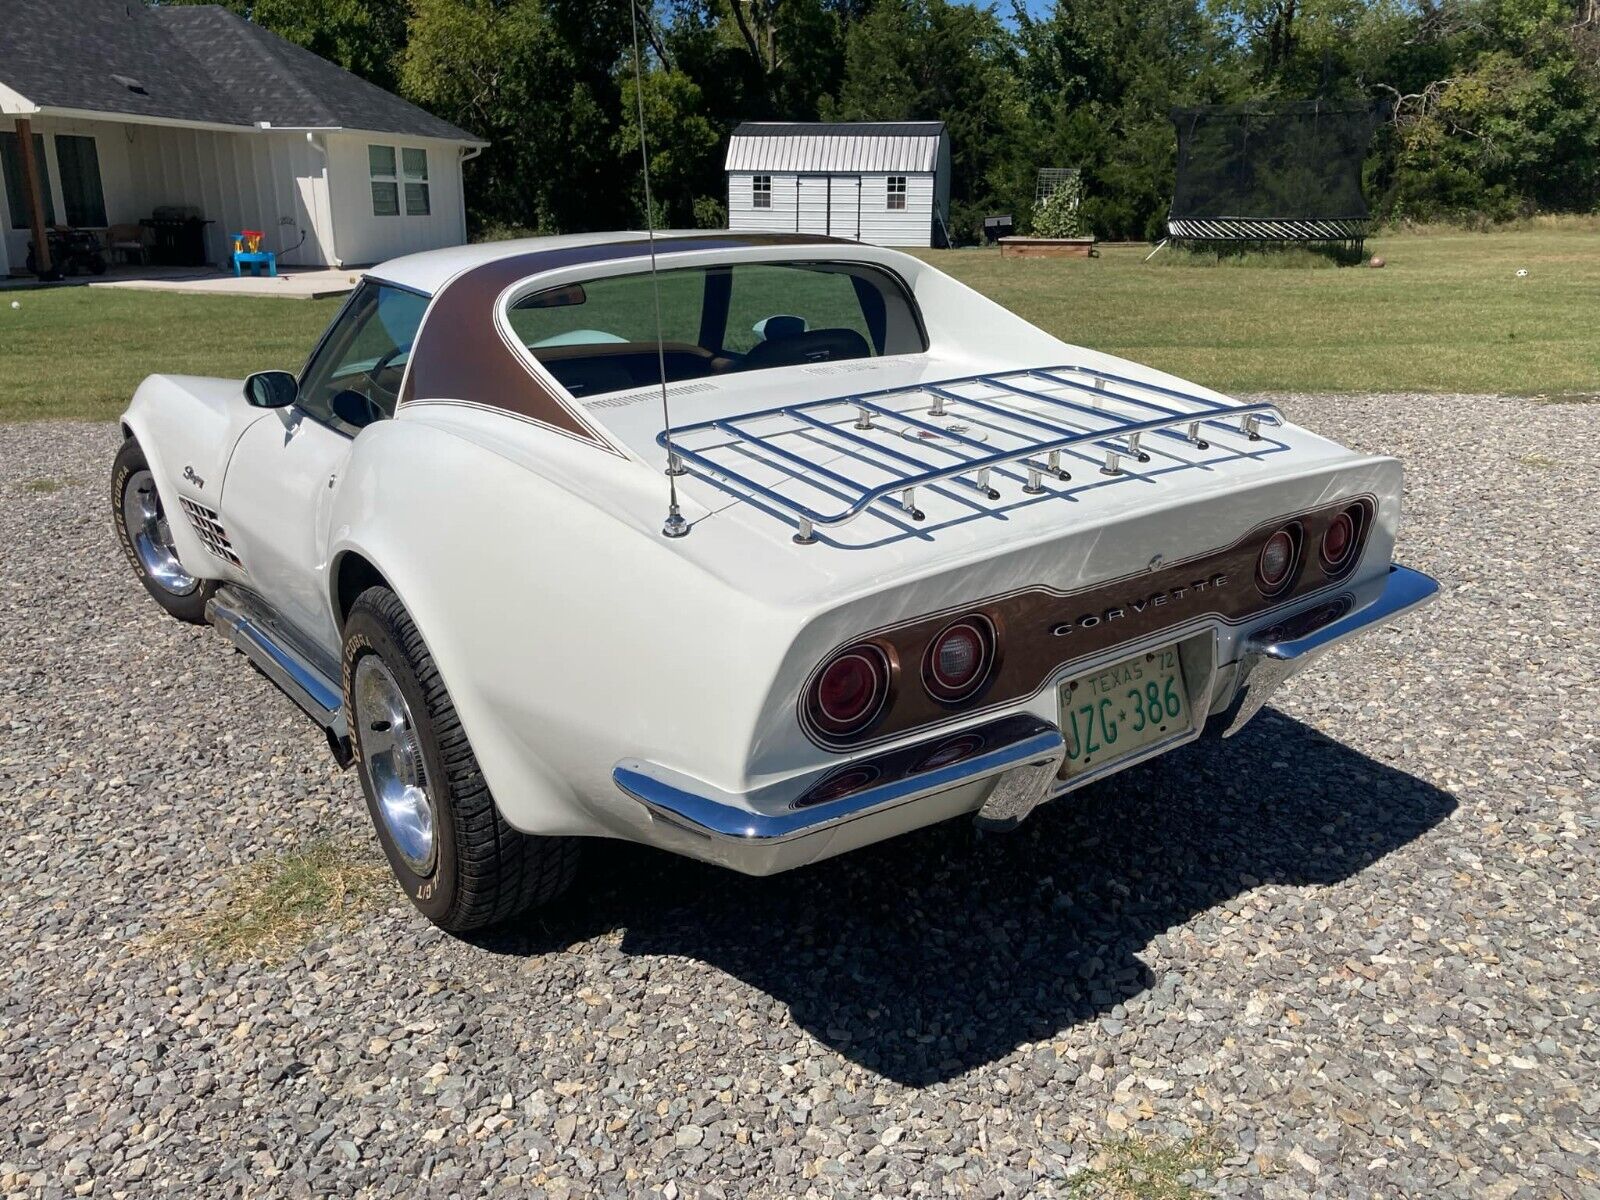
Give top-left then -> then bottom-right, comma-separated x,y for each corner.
1059,645 -> 1191,778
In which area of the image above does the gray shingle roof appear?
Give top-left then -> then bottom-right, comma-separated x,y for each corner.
0,0 -> 481,143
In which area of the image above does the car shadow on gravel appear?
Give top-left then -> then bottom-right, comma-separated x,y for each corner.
477,709 -> 1456,1087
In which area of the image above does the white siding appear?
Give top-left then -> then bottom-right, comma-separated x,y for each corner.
795,175 -> 828,235
323,132 -> 467,267
122,125 -> 333,267
828,174 -> 860,240
726,170 -> 796,233
857,173 -> 934,247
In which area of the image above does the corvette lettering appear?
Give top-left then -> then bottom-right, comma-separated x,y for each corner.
1051,573 -> 1230,636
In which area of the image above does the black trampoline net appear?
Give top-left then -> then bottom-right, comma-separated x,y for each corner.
1168,100 -> 1378,235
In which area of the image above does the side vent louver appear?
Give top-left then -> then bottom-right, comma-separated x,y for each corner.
178,497 -> 242,568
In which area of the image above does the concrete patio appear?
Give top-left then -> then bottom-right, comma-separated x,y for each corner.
0,263 -> 360,299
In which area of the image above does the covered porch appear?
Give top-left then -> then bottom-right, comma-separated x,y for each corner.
1,109 -> 339,279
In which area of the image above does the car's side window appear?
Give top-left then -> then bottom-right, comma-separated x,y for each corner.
297,282 -> 429,434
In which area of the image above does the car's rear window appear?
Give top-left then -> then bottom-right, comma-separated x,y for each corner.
505,261 -> 926,398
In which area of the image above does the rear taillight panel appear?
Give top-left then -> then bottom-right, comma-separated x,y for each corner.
799,496 -> 1379,750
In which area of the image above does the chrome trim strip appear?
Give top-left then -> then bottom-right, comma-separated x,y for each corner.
206,593 -> 347,736
613,714 -> 1065,845
1248,564 -> 1438,660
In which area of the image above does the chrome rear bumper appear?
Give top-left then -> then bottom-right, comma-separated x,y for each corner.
612,562 -> 1438,874
1221,563 -> 1438,736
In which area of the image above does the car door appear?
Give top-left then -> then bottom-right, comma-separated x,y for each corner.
220,281 -> 428,653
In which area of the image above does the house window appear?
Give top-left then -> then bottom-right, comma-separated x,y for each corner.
54,135 -> 107,227
752,174 -> 771,209
402,147 -> 430,216
369,145 -> 399,217
0,132 -> 56,230
886,176 -> 907,211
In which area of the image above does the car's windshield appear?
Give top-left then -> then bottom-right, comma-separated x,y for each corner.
505,261 -> 926,399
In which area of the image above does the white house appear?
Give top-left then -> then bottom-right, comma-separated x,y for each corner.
0,0 -> 485,277
725,121 -> 951,248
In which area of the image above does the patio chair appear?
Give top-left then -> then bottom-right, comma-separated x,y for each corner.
229,230 -> 277,278
106,223 -> 149,265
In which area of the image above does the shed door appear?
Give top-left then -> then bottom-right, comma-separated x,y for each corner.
795,176 -> 828,236
828,175 -> 860,240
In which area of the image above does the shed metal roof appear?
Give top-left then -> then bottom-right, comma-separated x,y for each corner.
0,0 -> 481,143
726,121 -> 946,174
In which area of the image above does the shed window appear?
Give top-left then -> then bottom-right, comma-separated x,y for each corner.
886,176 -> 907,211
55,135 -> 107,227
369,145 -> 399,217
402,147 -> 430,216
0,132 -> 56,230
752,174 -> 771,209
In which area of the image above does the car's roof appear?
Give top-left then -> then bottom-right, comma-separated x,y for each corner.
367,230 -> 850,296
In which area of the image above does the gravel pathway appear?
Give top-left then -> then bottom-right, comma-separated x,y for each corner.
2,395 -> 1597,1199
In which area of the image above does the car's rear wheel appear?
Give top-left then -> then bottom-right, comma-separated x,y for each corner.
111,437 -> 215,624
342,587 -> 579,932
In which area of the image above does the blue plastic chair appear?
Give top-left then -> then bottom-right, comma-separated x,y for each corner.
229,232 -> 277,277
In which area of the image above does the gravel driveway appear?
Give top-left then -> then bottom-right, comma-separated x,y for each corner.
2,395 -> 1596,1199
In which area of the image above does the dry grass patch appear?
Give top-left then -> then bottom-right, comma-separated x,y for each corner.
163,840 -> 390,965
1070,1132 -> 1225,1200
22,477 -> 72,493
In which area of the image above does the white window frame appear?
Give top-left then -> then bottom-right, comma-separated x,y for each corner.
752,174 -> 772,210
402,147 -> 430,216
369,145 -> 399,217
886,176 -> 907,211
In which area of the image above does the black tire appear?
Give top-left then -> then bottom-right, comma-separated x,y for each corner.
342,587 -> 580,932
111,437 -> 215,624
87,252 -> 108,276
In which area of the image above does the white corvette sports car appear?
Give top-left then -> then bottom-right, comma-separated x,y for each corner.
113,232 -> 1436,932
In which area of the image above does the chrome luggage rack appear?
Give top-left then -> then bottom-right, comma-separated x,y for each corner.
659,365 -> 1284,544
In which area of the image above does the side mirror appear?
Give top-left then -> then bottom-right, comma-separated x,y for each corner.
244,370 -> 298,409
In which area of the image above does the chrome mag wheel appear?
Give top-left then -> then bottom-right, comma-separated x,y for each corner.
121,469 -> 198,596
353,654 -> 437,875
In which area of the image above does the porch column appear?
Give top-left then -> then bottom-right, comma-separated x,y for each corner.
13,117 -> 50,276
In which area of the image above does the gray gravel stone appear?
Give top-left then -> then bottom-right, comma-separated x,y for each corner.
1,399 -> 1596,1197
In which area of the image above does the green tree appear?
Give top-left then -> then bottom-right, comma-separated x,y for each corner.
401,0 -> 631,233
615,63 -> 724,224
828,1 -> 1034,241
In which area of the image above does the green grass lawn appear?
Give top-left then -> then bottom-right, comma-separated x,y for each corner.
0,289 -> 340,423
1,225 -> 1596,423
916,225 -> 1600,396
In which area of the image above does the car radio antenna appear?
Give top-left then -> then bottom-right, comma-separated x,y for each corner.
630,0 -> 689,539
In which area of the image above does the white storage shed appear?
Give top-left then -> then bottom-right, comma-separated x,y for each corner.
725,121 -> 950,248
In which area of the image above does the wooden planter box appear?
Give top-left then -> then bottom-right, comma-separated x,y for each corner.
998,236 -> 1096,259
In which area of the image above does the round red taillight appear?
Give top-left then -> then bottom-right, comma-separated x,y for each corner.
922,616 -> 997,704
1256,527 -> 1298,595
807,645 -> 890,737
1320,508 -> 1359,574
